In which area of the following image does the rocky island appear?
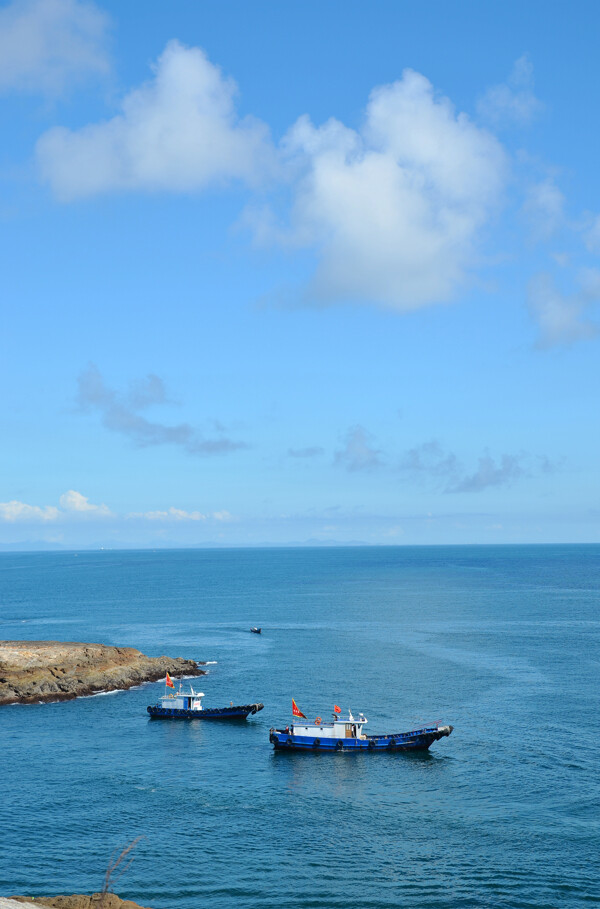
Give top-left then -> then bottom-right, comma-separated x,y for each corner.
0,641 -> 204,706
7,896 -> 152,909
7,896 -> 151,909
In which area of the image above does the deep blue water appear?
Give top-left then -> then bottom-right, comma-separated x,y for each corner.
1,545 -> 599,908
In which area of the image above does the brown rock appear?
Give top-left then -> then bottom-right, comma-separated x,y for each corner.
10,895 -> 153,909
0,641 -> 204,706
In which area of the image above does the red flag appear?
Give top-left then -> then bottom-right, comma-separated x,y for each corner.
292,698 -> 307,719
334,705 -> 341,714
165,672 -> 175,689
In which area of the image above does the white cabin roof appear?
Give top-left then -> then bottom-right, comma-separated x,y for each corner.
160,690 -> 204,700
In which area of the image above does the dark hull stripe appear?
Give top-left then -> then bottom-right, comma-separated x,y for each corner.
271,738 -> 436,752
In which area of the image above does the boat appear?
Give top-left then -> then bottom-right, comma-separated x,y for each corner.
147,682 -> 264,720
269,703 -> 453,752
250,627 -> 262,634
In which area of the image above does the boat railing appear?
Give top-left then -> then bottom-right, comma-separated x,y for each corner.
367,725 -> 441,740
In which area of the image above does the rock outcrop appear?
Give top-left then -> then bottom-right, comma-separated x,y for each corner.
8,895 -> 152,908
0,641 -> 204,706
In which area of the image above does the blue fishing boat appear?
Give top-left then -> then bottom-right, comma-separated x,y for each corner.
147,677 -> 263,720
270,702 -> 453,752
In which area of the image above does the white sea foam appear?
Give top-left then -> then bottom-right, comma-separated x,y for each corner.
82,688 -> 123,698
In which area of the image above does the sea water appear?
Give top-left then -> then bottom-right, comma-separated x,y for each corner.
0,545 -> 598,908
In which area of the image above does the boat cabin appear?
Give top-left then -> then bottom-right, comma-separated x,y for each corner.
159,684 -> 205,712
291,711 -> 368,739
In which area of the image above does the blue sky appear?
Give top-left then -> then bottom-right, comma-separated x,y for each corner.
1,0 -> 599,548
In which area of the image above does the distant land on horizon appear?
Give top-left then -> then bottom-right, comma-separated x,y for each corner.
0,539 -> 598,554
0,539 -> 371,552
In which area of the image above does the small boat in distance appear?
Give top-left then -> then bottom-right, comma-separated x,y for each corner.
270,702 -> 453,752
147,678 -> 263,720
250,627 -> 262,634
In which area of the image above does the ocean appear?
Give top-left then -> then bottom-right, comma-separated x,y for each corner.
1,545 -> 599,908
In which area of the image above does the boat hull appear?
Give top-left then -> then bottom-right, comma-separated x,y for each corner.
269,724 -> 453,752
148,702 -> 264,720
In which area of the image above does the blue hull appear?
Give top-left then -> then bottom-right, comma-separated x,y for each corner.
269,724 -> 452,752
148,703 -> 263,720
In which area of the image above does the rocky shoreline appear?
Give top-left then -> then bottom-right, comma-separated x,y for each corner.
0,641 -> 204,706
7,896 -> 151,909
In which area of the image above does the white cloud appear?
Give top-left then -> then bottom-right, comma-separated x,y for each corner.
528,271 -> 600,348
399,440 -> 460,482
523,179 -> 565,241
583,214 -> 600,254
477,55 -> 543,127
0,0 -> 109,95
552,252 -> 570,268
127,507 -> 235,522
334,426 -> 382,472
0,500 -> 60,522
262,70 -> 506,310
37,39 -> 275,200
0,494 -> 233,525
397,441 -> 553,493
129,507 -> 207,522
35,47 -> 506,310
447,454 -> 526,493
580,267 -> 600,295
76,364 -> 247,456
287,446 -> 324,458
59,489 -> 111,515
0,490 -> 111,522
